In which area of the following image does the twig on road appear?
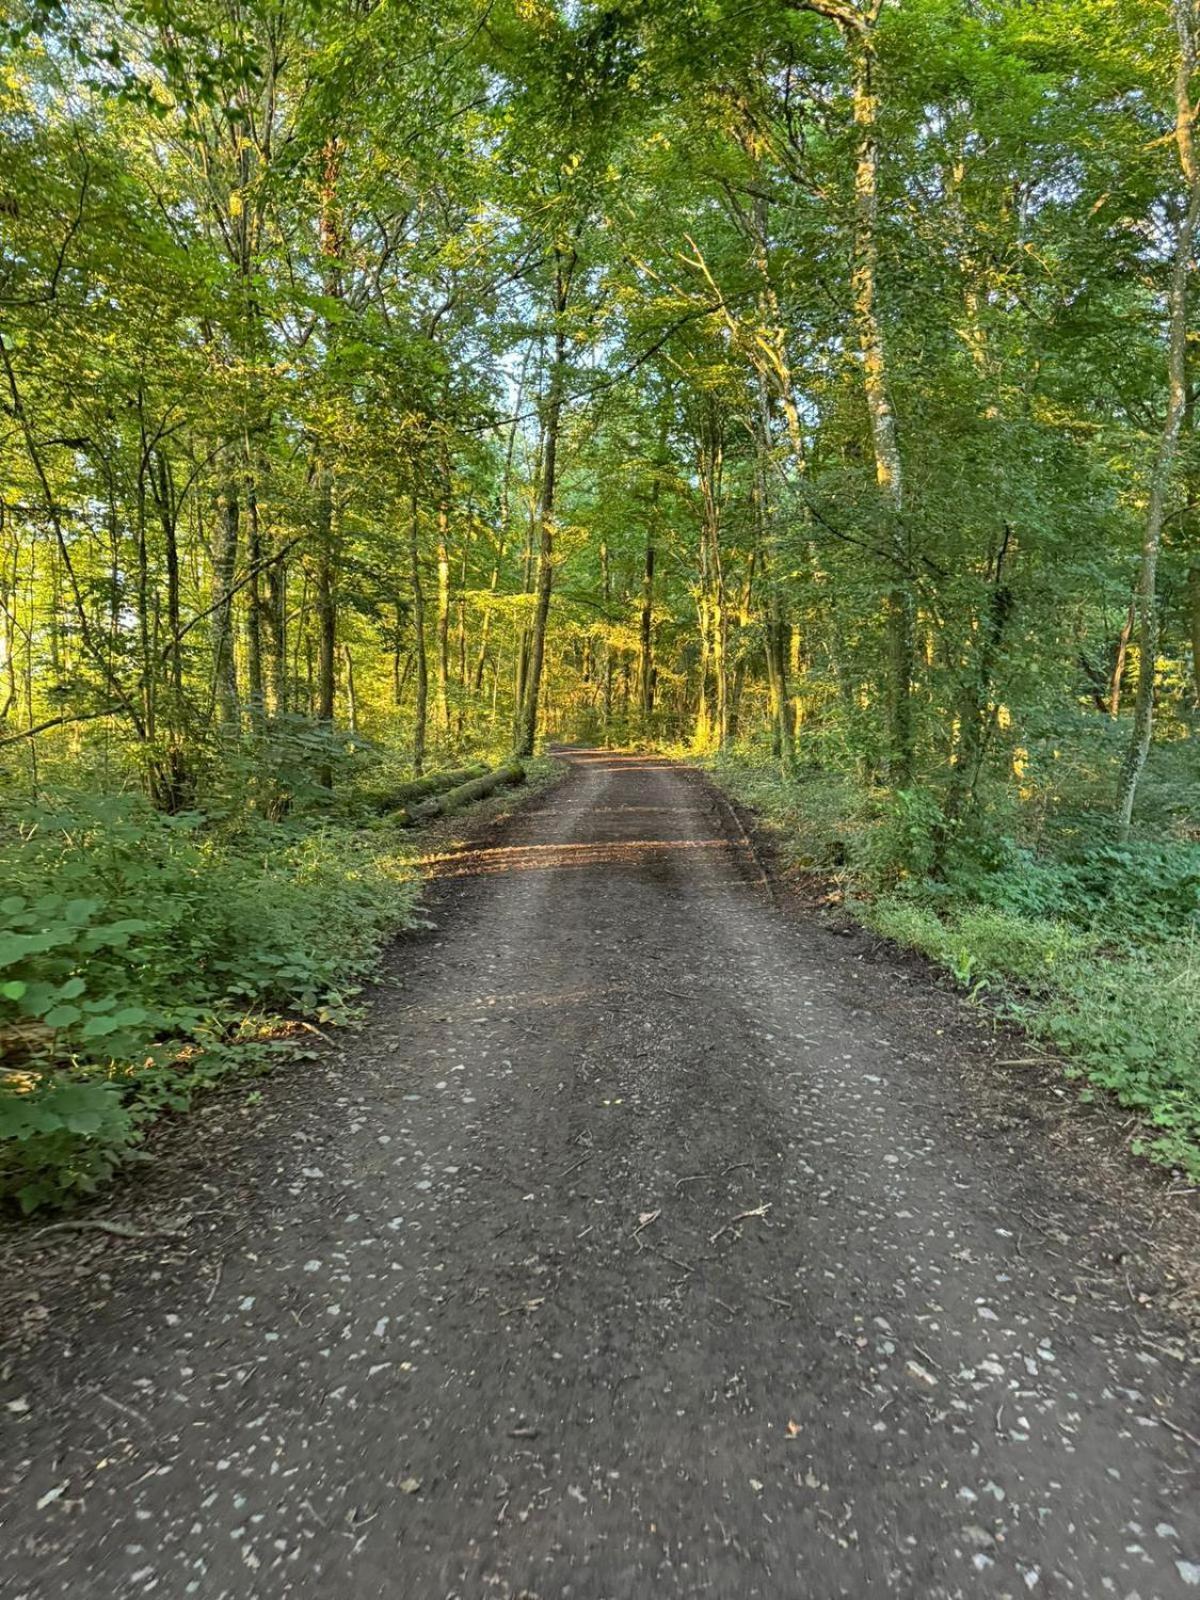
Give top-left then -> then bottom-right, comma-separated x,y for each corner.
632,1209 -> 661,1249
36,1217 -> 187,1241
676,1160 -> 754,1193
650,1246 -> 695,1277
709,1202 -> 771,1245
1157,1412 -> 1200,1451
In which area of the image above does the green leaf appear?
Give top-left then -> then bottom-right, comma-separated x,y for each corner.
0,929 -> 76,968
110,1006 -> 149,1027
42,1003 -> 83,1029
1,980 -> 27,1001
79,919 -> 152,952
80,1014 -> 121,1039
63,898 -> 101,926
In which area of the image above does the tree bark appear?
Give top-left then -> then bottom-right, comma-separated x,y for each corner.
408,488 -> 429,775
639,535 -> 656,723
600,539 -> 614,737
313,135 -> 342,789
313,466 -> 337,788
1116,0 -> 1200,836
515,248 -> 573,758
211,477 -> 240,729
245,471 -> 265,729
343,643 -> 357,734
941,529 -> 1014,840
1109,597 -> 1135,719
436,453 -> 452,740
849,26 -> 915,785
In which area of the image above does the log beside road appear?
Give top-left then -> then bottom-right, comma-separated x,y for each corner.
405,761 -> 526,824
377,764 -> 488,813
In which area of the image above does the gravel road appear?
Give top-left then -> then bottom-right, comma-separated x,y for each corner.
2,749 -> 1197,1599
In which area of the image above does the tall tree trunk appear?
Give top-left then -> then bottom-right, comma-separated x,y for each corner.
941,529 -> 1014,842
695,407 -> 728,748
394,600 -> 406,706
600,539 -> 613,737
313,135 -> 342,789
0,526 -> 16,724
512,354 -> 546,723
850,24 -> 915,784
436,454 -> 452,740
1117,0 -> 1200,835
265,556 -> 287,717
151,450 -> 183,699
343,643 -> 357,734
314,466 -> 337,789
408,489 -> 429,775
134,438 -> 154,744
639,535 -> 655,723
1109,597 -> 1135,718
1188,560 -> 1200,709
476,354 -> 524,695
639,406 -> 669,726
515,248 -> 574,757
754,366 -> 795,770
695,583 -> 713,749
211,477 -> 240,729
245,472 -> 265,730
455,533 -> 469,737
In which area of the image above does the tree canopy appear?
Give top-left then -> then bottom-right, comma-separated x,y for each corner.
3,0 -> 1200,1199
2,0 -> 1196,817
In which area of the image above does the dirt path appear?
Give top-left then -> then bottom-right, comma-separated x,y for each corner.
2,750 -> 1198,1599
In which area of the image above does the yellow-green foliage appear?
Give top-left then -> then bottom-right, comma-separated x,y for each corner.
709,751 -> 1200,1180
0,794 -> 420,1210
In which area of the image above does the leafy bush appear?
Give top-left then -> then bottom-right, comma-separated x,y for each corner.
0,792 -> 419,1210
706,754 -> 866,872
1041,939 -> 1200,1174
707,747 -> 1200,1179
866,894 -> 1200,1179
867,900 -> 1094,994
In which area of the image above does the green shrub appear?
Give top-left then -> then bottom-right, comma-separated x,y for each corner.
0,1076 -> 139,1214
1041,939 -> 1200,1176
0,792 -> 419,1210
864,894 -> 1200,1177
707,746 -> 1200,1179
867,900 -> 1095,993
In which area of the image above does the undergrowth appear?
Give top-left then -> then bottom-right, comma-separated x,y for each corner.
0,791 -> 422,1210
707,748 -> 1200,1181
0,749 -> 559,1212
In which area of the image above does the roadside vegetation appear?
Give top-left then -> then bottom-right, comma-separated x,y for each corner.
0,742 -> 554,1211
3,0 -> 1200,1203
709,736 -> 1200,1180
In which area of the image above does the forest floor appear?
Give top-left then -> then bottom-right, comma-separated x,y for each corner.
1,748 -> 1199,1598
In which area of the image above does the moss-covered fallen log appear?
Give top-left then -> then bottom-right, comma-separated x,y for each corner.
405,761 -> 526,824
377,764 -> 487,813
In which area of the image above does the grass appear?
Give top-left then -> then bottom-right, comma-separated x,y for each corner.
0,749 -> 559,1211
705,746 -> 1200,1181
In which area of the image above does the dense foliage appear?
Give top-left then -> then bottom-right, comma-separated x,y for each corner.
710,746 -> 1200,1176
0,791 -> 421,1208
2,0 -> 1199,1199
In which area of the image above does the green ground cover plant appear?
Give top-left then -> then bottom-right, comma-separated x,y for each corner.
708,750 -> 1200,1180
0,790 -> 420,1210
